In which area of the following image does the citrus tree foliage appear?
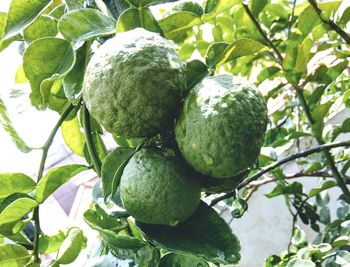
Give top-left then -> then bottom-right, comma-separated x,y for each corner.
0,0 -> 350,266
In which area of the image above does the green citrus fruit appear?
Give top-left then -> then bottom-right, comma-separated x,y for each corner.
175,74 -> 268,178
83,28 -> 186,138
120,148 -> 201,226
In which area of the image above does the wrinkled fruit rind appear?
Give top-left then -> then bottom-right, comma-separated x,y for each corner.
175,74 -> 268,178
83,28 -> 186,138
120,148 -> 201,226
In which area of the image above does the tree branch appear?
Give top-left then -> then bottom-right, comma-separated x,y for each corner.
242,4 -> 350,203
33,103 -> 75,263
210,140 -> 350,206
307,0 -> 350,45
242,4 -> 283,64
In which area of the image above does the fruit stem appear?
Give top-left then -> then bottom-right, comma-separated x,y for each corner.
33,103 -> 75,262
82,104 -> 102,177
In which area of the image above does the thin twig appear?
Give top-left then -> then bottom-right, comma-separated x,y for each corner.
210,140 -> 350,206
287,0 -> 297,38
33,103 -> 75,263
307,0 -> 350,45
242,4 -> 283,64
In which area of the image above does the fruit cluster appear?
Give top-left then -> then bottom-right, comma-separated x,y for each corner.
83,28 -> 268,226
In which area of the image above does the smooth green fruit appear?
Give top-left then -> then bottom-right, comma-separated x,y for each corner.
120,148 -> 201,226
175,74 -> 268,178
83,28 -> 185,138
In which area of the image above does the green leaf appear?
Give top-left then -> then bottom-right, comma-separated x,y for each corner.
116,7 -> 163,35
0,96 -> 32,153
332,235 -> 349,248
295,37 -> 313,73
158,11 -> 202,40
340,7 -> 350,25
318,0 -> 341,12
230,198 -> 248,218
39,231 -> 66,253
84,207 -> 160,265
250,0 -> 268,16
311,101 -> 332,139
202,0 -> 239,21
308,180 -> 337,197
61,115 -> 85,157
257,66 -> 280,84
101,147 -> 135,200
35,164 -> 86,203
0,173 -> 36,200
23,37 -> 75,109
266,182 -> 303,198
136,201 -> 241,265
286,258 -> 315,267
63,43 -> 88,101
3,0 -> 52,39
185,60 -> 208,93
159,253 -> 209,267
0,244 -> 31,267
0,196 -> 38,226
205,42 -> 229,68
126,0 -> 158,7
319,207 -> 330,224
178,43 -> 195,60
58,9 -> 116,42
23,15 -> 57,43
15,64 -> 28,84
55,227 -> 86,264
216,38 -> 267,66
298,6 -> 320,36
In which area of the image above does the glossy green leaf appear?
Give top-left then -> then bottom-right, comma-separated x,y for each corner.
251,0 -> 268,16
15,64 -> 28,84
266,182 -> 303,198
101,147 -> 135,200
0,96 -> 32,153
203,0 -> 239,21
23,15 -> 57,43
136,202 -> 241,265
126,0 -> 158,7
230,198 -> 248,218
39,231 -> 66,253
205,42 -> 229,68
308,180 -> 337,197
61,115 -> 85,157
216,38 -> 267,66
0,196 -> 38,226
311,101 -> 332,138
295,37 -> 313,73
298,6 -> 320,35
332,236 -> 349,248
286,259 -> 315,267
23,37 -> 75,109
35,164 -> 86,203
84,207 -> 160,266
58,9 -> 116,42
257,66 -> 280,84
0,173 -> 35,200
63,43 -> 88,101
49,4 -> 66,20
0,244 -> 31,267
158,11 -> 202,40
185,60 -> 208,94
3,0 -> 52,39
340,6 -> 350,25
318,0 -> 341,12
116,7 -> 163,34
55,228 -> 86,264
178,43 -> 195,60
159,253 -> 209,267
0,12 -> 22,52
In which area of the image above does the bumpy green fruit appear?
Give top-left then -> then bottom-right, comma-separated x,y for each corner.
175,74 -> 268,178
83,28 -> 186,138
120,148 -> 201,226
